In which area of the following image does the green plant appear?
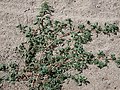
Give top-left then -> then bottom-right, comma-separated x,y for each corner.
78,24 -> 85,31
111,54 -> 116,60
0,2 -> 120,90
93,59 -> 107,69
97,50 -> 106,58
0,64 -> 8,71
91,22 -> 98,29
72,74 -> 90,86
97,61 -> 107,69
115,57 -> 120,68
103,23 -> 119,35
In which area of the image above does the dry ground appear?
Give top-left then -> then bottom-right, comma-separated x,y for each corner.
0,0 -> 120,90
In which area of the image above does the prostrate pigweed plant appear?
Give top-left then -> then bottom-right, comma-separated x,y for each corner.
0,2 -> 120,90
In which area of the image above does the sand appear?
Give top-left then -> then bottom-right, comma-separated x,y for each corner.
0,0 -> 120,90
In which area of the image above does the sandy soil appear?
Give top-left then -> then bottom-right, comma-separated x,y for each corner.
0,0 -> 120,90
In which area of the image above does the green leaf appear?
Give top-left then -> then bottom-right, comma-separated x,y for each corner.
115,58 -> 120,68
97,61 -> 107,69
0,64 -> 8,71
78,24 -> 85,30
97,50 -> 105,58
91,22 -> 98,29
72,74 -> 90,86
111,54 -> 116,60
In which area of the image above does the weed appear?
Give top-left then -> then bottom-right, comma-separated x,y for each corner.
111,54 -> 116,61
0,2 -> 120,90
72,74 -> 90,86
103,23 -> 119,35
78,24 -> 85,31
0,64 -> 8,71
115,57 -> 120,68
97,50 -> 106,58
91,22 -> 98,30
97,61 -> 107,69
93,59 -> 107,69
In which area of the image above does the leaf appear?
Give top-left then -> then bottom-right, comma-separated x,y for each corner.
97,50 -> 105,58
111,54 -> 116,60
97,61 -> 107,69
0,64 -> 8,71
72,74 -> 90,86
78,24 -> 85,30
91,22 -> 98,29
115,58 -> 120,68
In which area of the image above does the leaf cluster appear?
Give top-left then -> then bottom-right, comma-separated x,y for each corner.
1,2 -> 120,90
